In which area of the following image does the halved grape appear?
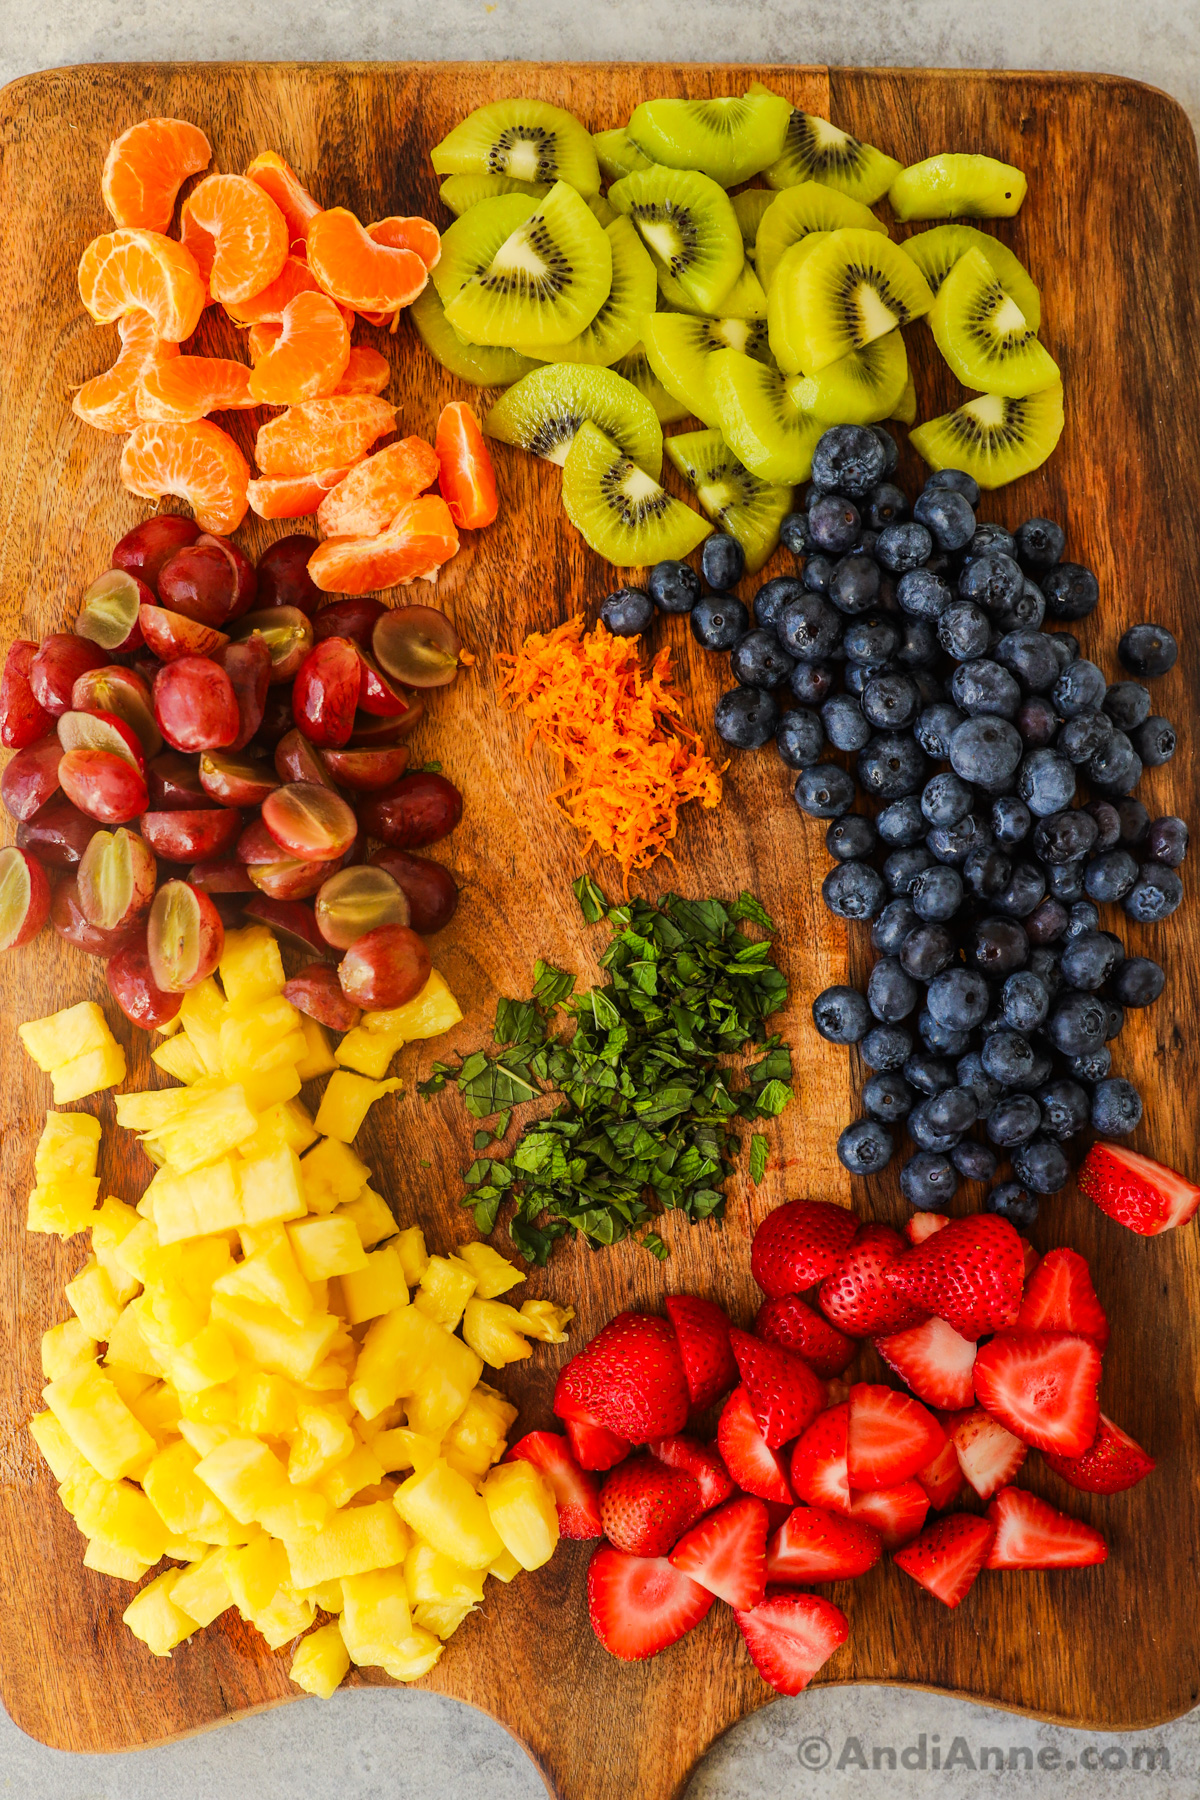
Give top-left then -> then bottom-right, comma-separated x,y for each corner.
315,865 -> 410,950
370,847 -> 460,934
274,728 -> 337,790
16,796 -> 97,867
338,923 -> 431,1008
76,569 -> 151,652
106,943 -> 184,1028
153,657 -> 240,753
247,856 -> 330,901
148,879 -> 225,991
313,597 -> 386,650
284,962 -> 362,1030
51,874 -> 142,956
199,749 -> 279,807
57,709 -> 146,771
262,782 -> 357,863
77,827 -> 157,929
216,636 -> 271,750
188,856 -> 258,893
58,747 -> 149,824
2,737 -> 62,823
292,638 -> 361,747
358,772 -> 463,848
233,608 -> 314,683
242,894 -> 328,955
257,535 -> 321,615
1,641 -> 54,748
147,750 -> 206,810
158,534 -> 257,628
356,650 -> 412,719
141,808 -> 244,862
348,700 -> 425,746
30,635 -> 107,717
71,665 -> 162,758
0,845 -> 51,950
238,816 -> 280,863
112,515 -> 201,591
372,605 -> 462,689
139,605 -> 230,662
322,746 -> 410,791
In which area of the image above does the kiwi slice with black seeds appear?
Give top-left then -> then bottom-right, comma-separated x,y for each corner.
777,227 -> 934,373
409,281 -> 542,386
665,429 -> 793,572
790,328 -> 909,425
431,192 -> 540,306
438,174 -> 550,218
593,127 -> 657,183
656,255 -> 767,321
755,179 -> 887,291
929,247 -> 1059,398
627,94 -> 792,188
642,311 -> 774,428
610,342 -> 693,424
707,347 -> 825,483
756,97 -> 900,204
562,421 -> 712,565
432,99 -> 600,198
484,363 -> 663,475
890,154 -> 1027,222
910,383 -> 1064,489
445,180 -> 613,349
506,217 -> 656,366
901,225 -> 1041,331
608,166 -> 744,314
730,189 -> 774,259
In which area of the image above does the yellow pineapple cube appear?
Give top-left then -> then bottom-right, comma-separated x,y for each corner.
194,1435 -> 288,1524
337,1187 -> 396,1250
458,1241 -> 524,1299
142,1085 -> 259,1173
92,1195 -> 139,1260
394,1458 -> 504,1569
171,1545 -> 234,1627
238,1146 -> 306,1226
240,1063 -> 303,1112
295,1016 -> 338,1081
415,1255 -> 477,1331
29,1409 -> 90,1484
66,1257 -> 124,1342
363,972 -> 463,1043
225,1532 -> 289,1617
315,1441 -> 385,1508
404,1541 -> 486,1609
299,1136 -> 370,1215
288,1403 -> 354,1485
47,1363 -> 160,1480
220,924 -> 285,1014
51,1040 -> 126,1104
176,1418 -> 234,1457
314,1071 -> 400,1143
394,1226 -> 429,1286
306,1345 -> 355,1392
487,1546 -> 522,1583
238,1098 -> 319,1163
412,1599 -> 475,1640
27,1177 -> 101,1237
257,1486 -> 329,1541
288,1216 -> 368,1281
296,1578 -> 344,1613
215,1233 -> 312,1324
255,1584 -> 316,1650
83,1537 -> 152,1581
35,1110 -> 102,1180
284,1499 -> 409,1588
340,1566 -> 412,1669
168,1323 -> 239,1395
116,1082 -> 211,1131
236,1369 -> 298,1439
518,1299 -> 575,1342
19,1000 -> 115,1071
350,1305 -> 481,1430
65,1472 -> 168,1564
178,1380 -> 238,1427
379,1625 -> 441,1682
441,1383 -> 518,1482
105,1362 -> 155,1409
372,1428 -> 441,1477
151,1033 -> 209,1085
340,1243 -> 408,1325
290,1622 -> 350,1697
112,1216 -> 161,1286
94,1250 -> 141,1309
334,1018 -> 406,1080
125,1379 -> 183,1441
483,1459 -> 559,1570
462,1298 -> 533,1369
178,978 -> 228,1073
123,1569 -> 195,1655
104,1301 -> 164,1377
41,1318 -> 97,1381
211,1293 -> 340,1382
151,1160 -> 244,1245
143,1440 -> 236,1537
219,996 -> 304,1083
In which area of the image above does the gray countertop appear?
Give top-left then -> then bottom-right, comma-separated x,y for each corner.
1,4 -> 1197,1795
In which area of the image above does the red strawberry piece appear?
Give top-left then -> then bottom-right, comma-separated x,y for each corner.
846,1383 -> 945,1491
1078,1141 -> 1200,1236
1042,1412 -> 1156,1494
729,1327 -> 825,1448
754,1293 -> 856,1378
905,1212 -> 949,1245
586,1545 -> 714,1661
818,1223 -> 929,1338
789,1403 -> 850,1513
985,1486 -> 1108,1570
894,1512 -> 994,1606
734,1591 -> 849,1695
717,1386 -> 793,1504
885,1213 -> 1024,1338
1015,1247 -> 1109,1351
950,1407 -> 1027,1500
766,1502 -> 882,1581
663,1293 -> 738,1411
599,1452 -> 703,1555
563,1413 -> 632,1472
505,1431 -> 602,1538
648,1434 -> 735,1511
915,1435 -> 967,1510
973,1331 -> 1101,1457
847,1479 -> 929,1549
751,1199 -> 858,1298
874,1315 -> 977,1411
669,1494 -> 769,1608
563,1312 -> 690,1443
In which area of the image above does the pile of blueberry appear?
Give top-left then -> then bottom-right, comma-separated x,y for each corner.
599,424 -> 1187,1229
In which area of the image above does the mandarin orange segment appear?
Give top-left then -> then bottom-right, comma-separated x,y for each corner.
248,321 -> 282,362
223,254 -> 323,327
307,209 -> 429,314
248,292 -> 352,405
101,118 -> 212,233
436,400 -> 499,530
254,396 -> 397,477
137,356 -> 256,422
247,466 -> 355,520
180,174 -> 290,305
78,228 -> 206,342
245,151 -> 322,247
367,216 -> 441,272
307,496 -> 459,594
334,346 -> 391,396
72,309 -> 179,433
316,438 -> 440,538
120,420 -> 251,536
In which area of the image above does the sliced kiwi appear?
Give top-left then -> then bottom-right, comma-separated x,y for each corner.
484,363 -> 662,475
609,166 -> 744,313
438,174 -> 550,218
731,189 -> 774,260
765,233 -> 830,370
910,383 -> 1064,489
410,281 -> 543,385
707,347 -> 825,484
758,101 -> 900,205
432,192 -> 539,305
626,94 -> 792,188
890,154 -> 1027,222
755,179 -> 887,292
506,217 -> 656,366
610,342 -> 693,424
930,246 -> 1059,398
656,255 -> 767,321
776,227 -> 934,373
790,328 -> 909,425
901,224 -> 1041,331
431,99 -> 600,198
588,193 -> 620,227
593,127 -> 657,183
665,429 -> 793,572
891,375 -> 917,426
562,421 -> 711,565
642,311 -> 773,429
445,181 -> 613,349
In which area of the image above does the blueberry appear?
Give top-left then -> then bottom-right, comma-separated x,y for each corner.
1018,696 -> 1060,748
1083,800 -> 1122,852
869,426 -> 901,477
1103,682 -> 1151,732
907,1098 -> 964,1154
829,554 -> 881,615
753,576 -> 804,630
731,628 -> 794,689
821,694 -> 872,753
1065,900 -> 1100,941
917,1009 -> 972,1056
996,581 -> 1048,634
867,956 -> 921,1022
877,520 -> 933,572
1068,1047 -> 1112,1083
842,614 -> 899,662
778,511 -> 812,556
1027,946 -> 1062,995
826,814 -> 877,862
1053,659 -> 1106,717
949,715 -> 1023,789
648,560 -> 701,614
600,587 -> 654,635
823,860 -> 888,921
1106,1000 -> 1126,1041
1036,1079 -> 1089,1142
951,659 -> 1021,719
877,797 -> 928,847
700,533 -> 745,593
861,671 -> 921,731
995,628 -> 1061,693
1011,1134 -> 1070,1194
1118,622 -> 1178,679
862,1024 -> 914,1070
872,898 -> 921,956
928,815 -> 991,870
913,486 -> 976,552
910,864 -> 964,922
1041,563 -> 1099,621
1048,991 -> 1109,1056
901,1151 -> 959,1209
986,1093 -> 1042,1146
1087,730 -> 1143,795
778,594 -> 842,661
1147,816 -> 1188,867
789,661 -> 836,706
808,494 -> 862,555
802,554 -> 834,594
812,425 -> 887,497
981,1029 -> 1036,1087
900,923 -> 956,980
1001,970 -> 1050,1032
690,593 -> 749,651
1057,711 -> 1114,764
1106,961 -> 1161,1017
838,1118 -> 894,1174
864,481 -> 908,530
925,967 -> 990,1031
1017,748 -> 1076,817
897,619 -> 941,670
897,567 -> 953,620
1083,848 -> 1139,904
983,1181 -> 1037,1229
991,796 -> 1032,846
1044,862 -> 1085,905
1117,798 -> 1151,846
951,1140 -> 998,1183
1015,517 -> 1065,569
1132,715 -> 1177,767
915,702 -> 966,759
971,915 -> 1030,976
924,468 -> 980,506
1123,863 -> 1184,922
812,985 -> 873,1044
770,708 -> 822,771
845,660 -> 893,699
905,1053 -> 957,1096
938,600 -> 991,661
1026,898 -> 1069,944
863,1070 -> 915,1122
794,761 -> 857,818
1044,633 -> 1080,671
1032,811 -> 1097,866
1090,1077 -> 1143,1138
858,733 -> 928,800
958,551 -> 1024,615
992,862 -> 1047,918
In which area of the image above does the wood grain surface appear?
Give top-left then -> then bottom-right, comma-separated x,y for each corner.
1,59 -> 1199,1800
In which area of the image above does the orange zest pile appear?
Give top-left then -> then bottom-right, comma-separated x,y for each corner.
497,617 -> 723,887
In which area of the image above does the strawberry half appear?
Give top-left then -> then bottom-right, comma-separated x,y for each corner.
561,1411 -> 632,1472
790,1402 -> 850,1513
985,1486 -> 1108,1570
751,1199 -> 858,1298
1078,1142 -> 1200,1236
586,1545 -> 713,1660
847,1479 -> 929,1549
599,1452 -> 703,1556
505,1431 -> 602,1538
885,1213 -> 1025,1338
894,1513 -> 994,1607
717,1385 -> 793,1504
734,1591 -> 849,1695
846,1383 -> 945,1491
648,1434 -> 735,1511
664,1293 -> 738,1411
973,1331 -> 1101,1456
669,1494 -> 768,1608
562,1312 -> 691,1443
730,1327 -> 825,1448
1042,1412 -> 1156,1494
766,1502 -> 882,1581
1015,1247 -> 1109,1350
905,1212 -> 949,1245
754,1293 -> 856,1378
819,1223 -> 930,1337
874,1315 -> 977,1411
915,1434 -> 967,1510
951,1407 -> 1027,1500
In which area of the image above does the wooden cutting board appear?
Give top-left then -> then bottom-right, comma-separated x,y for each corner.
2,58 -> 1200,1800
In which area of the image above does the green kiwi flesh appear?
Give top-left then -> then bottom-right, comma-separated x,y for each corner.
788,329 -> 909,425
706,347 -> 825,484
626,94 -> 792,188
656,256 -> 767,320
929,247 -> 1059,398
593,127 -> 657,183
900,225 -> 1041,331
762,107 -> 901,204
765,233 -> 831,371
431,193 -> 539,305
611,342 -> 692,424
431,99 -> 600,197
438,174 -> 550,218
731,189 -> 774,259
409,281 -> 543,386
445,181 -> 613,349
755,179 -> 886,291
664,429 -> 793,572
891,375 -> 917,426
561,421 -> 712,565
910,383 -> 1064,489
483,363 -> 663,475
641,311 -> 774,428
889,154 -> 1027,222
781,227 -> 934,373
608,166 -> 744,313
588,194 -> 620,227
505,216 -> 656,365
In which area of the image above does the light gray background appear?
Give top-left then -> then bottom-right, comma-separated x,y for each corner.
1,3 -> 1198,1795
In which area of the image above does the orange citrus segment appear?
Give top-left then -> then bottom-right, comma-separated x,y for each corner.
247,466 -> 355,519
180,174 -> 290,305
308,496 -> 459,594
316,438 -> 440,537
222,254 -> 354,331
137,356 -> 257,422
307,209 -> 429,314
120,420 -> 251,536
78,228 -> 207,342
248,292 -> 352,405
248,321 -> 282,362
368,216 -> 441,271
334,346 -> 391,396
72,310 -> 179,433
101,118 -> 212,233
254,396 -> 397,477
245,151 -> 322,248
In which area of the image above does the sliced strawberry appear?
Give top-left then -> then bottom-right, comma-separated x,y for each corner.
846,1383 -> 945,1491
951,1408 -> 1027,1500
819,1223 -> 929,1337
729,1327 -> 825,1449
734,1591 -> 849,1695
664,1293 -> 738,1411
973,1331 -> 1101,1457
717,1385 -> 793,1504
669,1494 -> 768,1608
648,1434 -> 735,1511
559,1312 -> 690,1443
599,1452 -> 703,1556
874,1315 -> 977,1411
985,1486 -> 1108,1570
847,1480 -> 929,1549
586,1545 -> 713,1660
1042,1413 -> 1156,1494
1015,1247 -> 1109,1351
766,1502 -> 882,1581
754,1293 -> 856,1378
905,1212 -> 949,1245
915,1435 -> 966,1510
751,1199 -> 858,1298
790,1403 -> 850,1513
505,1430 -> 602,1538
563,1412 -> 632,1472
885,1213 -> 1025,1339
1078,1141 -> 1200,1236
894,1512 -> 994,1607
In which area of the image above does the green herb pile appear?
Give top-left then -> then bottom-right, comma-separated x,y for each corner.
418,878 -> 794,1264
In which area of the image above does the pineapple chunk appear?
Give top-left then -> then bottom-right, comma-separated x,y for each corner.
363,972 -> 463,1042
168,1323 -> 239,1395
415,1255 -> 477,1331
105,1363 -> 155,1409
313,1071 -> 400,1142
19,1001 -> 115,1071
441,1383 -> 517,1482
290,1622 -> 350,1697
172,1545 -> 234,1626
83,1537 -> 153,1581
237,1369 -> 299,1438
220,924 -> 286,1014
239,1146 -> 307,1224
194,1435 -> 289,1524
219,996 -> 304,1083
241,1064 -> 304,1111
487,1546 -> 522,1583
334,1020 -> 405,1080
458,1241 -> 524,1299
288,1403 -> 354,1485
143,1440 -> 237,1537
63,1469 -> 168,1563
151,1159 -> 243,1244
66,1257 -> 124,1341
257,1486 -> 329,1541
462,1298 -> 533,1369
299,1137 -> 370,1215
394,1225 -> 429,1286
27,1177 -> 101,1237
483,1459 -> 559,1570
516,1300 -> 573,1342
92,1194 -> 140,1260
178,1380 -> 238,1426
296,1578 -> 345,1613
394,1459 -> 504,1569
43,1361 -> 157,1480
35,1111 -> 102,1180
350,1305 -> 481,1428
284,1499 -> 409,1588
288,1217 -> 368,1281
225,1532 -> 289,1617
29,1409 -> 91,1484
340,1243 -> 408,1325
238,1099 -> 319,1162
151,1033 -> 209,1084
337,1187 -> 396,1250
404,1541 -> 486,1609
104,1302 -> 163,1377
125,1379 -> 183,1441
211,1293 -> 340,1383
379,1625 -> 442,1682
315,1441 -> 385,1508
51,1040 -> 127,1104
412,1599 -> 474,1640
372,1428 -> 441,1476
215,1234 -> 312,1324
111,1217 -> 161,1286
142,1085 -> 259,1173
178,979 -> 228,1073
41,1318 -> 97,1381
295,1016 -> 337,1081
122,1569 -> 196,1655
340,1566 -> 412,1668
255,1584 -> 316,1650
